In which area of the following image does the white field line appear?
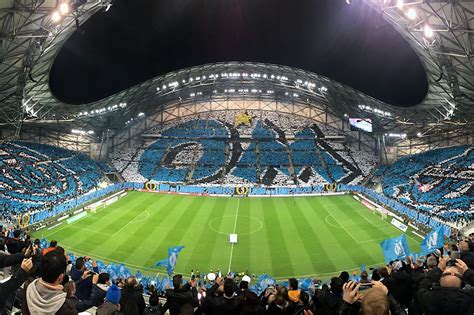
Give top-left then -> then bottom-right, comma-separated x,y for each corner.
326,211 -> 361,244
113,210 -> 150,236
227,198 -> 240,273
355,209 -> 388,228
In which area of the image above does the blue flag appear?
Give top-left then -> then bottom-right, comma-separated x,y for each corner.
154,258 -> 168,268
420,226 -> 444,255
380,234 -> 410,263
167,246 -> 184,275
153,246 -> 185,275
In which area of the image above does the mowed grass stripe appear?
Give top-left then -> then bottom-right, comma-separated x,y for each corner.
140,196 -> 204,268
178,197 -> 227,272
183,197 -> 229,272
107,194 -> 183,266
249,199 -> 273,275
48,193 -> 154,250
32,193 -> 421,278
331,197 -> 392,242
274,198 -> 314,276
207,198 -> 239,273
311,197 -> 378,267
297,197 -> 359,272
77,194 -> 175,261
231,198 -> 252,273
261,198 -> 295,276
283,198 -> 333,274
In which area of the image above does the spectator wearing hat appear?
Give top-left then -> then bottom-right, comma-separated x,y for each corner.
96,284 -> 121,315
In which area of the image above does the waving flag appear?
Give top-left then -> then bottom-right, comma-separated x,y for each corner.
153,246 -> 185,275
154,258 -> 168,268
380,234 -> 410,263
421,226 -> 444,255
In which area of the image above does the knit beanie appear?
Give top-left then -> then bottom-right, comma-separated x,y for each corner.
106,284 -> 121,304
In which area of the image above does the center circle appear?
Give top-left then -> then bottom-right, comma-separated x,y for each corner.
208,215 -> 264,236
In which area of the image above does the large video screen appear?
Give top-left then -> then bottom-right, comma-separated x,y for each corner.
349,118 -> 373,132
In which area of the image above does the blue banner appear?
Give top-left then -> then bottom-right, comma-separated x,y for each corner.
380,234 -> 410,263
420,226 -> 444,255
153,246 -> 185,275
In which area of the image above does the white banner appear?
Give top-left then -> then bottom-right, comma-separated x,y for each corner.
391,218 -> 408,232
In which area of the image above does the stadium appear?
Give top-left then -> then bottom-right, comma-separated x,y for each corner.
0,0 -> 473,314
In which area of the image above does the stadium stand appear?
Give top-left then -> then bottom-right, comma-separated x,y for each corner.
110,111 -> 378,186
376,145 -> 473,224
0,141 -> 105,215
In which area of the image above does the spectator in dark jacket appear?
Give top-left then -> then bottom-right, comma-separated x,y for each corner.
459,241 -> 474,268
382,261 -> 413,308
417,257 -> 474,315
24,250 -> 78,315
70,256 -> 99,301
144,293 -> 163,315
240,291 -> 264,315
6,230 -> 24,254
76,272 -> 111,311
120,276 -> 146,315
0,252 -> 32,313
202,278 -> 241,315
313,277 -> 343,315
163,274 -> 198,315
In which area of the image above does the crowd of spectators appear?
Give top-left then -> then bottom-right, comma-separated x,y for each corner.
378,145 -> 473,221
0,141 -> 105,215
1,224 -> 474,315
110,111 -> 378,186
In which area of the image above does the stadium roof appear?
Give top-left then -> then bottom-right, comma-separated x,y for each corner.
0,0 -> 473,141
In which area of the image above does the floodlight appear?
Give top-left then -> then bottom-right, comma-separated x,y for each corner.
406,8 -> 417,20
424,25 -> 434,38
397,0 -> 404,9
59,2 -> 70,15
51,10 -> 62,23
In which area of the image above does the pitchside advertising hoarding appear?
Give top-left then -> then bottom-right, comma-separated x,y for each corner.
390,218 -> 408,232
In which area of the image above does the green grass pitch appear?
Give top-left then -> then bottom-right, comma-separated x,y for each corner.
33,191 -> 420,279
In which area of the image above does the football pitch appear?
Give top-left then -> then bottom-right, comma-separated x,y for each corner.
33,191 -> 421,279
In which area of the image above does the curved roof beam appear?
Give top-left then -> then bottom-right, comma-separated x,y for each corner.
0,0 -> 472,137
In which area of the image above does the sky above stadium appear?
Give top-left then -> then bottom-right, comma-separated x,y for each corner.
50,0 -> 428,107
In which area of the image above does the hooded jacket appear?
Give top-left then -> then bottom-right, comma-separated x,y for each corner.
24,279 -> 77,315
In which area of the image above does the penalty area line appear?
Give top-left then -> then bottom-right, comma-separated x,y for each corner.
227,198 -> 240,273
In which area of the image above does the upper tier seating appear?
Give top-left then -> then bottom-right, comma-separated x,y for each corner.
377,145 -> 473,221
110,111 -> 378,186
0,141 -> 104,213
